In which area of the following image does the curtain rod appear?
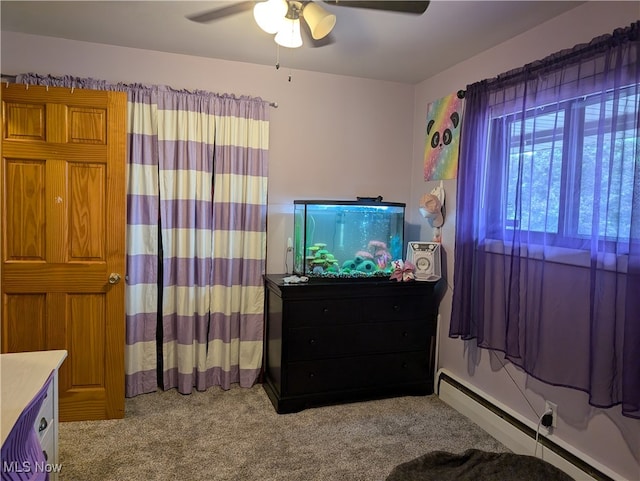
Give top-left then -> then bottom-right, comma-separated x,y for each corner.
467,21 -> 638,93
1,73 -> 278,107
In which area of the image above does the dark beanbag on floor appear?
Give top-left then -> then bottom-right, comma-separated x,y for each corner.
386,448 -> 574,481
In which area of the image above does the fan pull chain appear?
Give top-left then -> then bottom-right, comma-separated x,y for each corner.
274,44 -> 293,82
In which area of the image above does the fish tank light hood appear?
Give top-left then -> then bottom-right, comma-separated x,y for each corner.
293,198 -> 406,280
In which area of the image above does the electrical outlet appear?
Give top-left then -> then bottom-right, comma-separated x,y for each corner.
544,400 -> 558,428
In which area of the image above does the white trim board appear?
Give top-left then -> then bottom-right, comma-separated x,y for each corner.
436,369 -> 624,481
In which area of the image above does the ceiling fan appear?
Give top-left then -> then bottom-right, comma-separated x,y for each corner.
187,1 -> 430,49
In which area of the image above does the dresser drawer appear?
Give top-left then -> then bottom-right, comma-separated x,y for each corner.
363,295 -> 433,321
288,321 -> 430,361
286,351 -> 428,395
287,298 -> 359,325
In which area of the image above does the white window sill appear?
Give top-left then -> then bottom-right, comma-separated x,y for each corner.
483,238 -> 628,273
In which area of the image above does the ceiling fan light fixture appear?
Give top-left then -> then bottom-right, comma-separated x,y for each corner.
253,0 -> 288,34
274,2 -> 303,48
274,17 -> 303,48
302,2 -> 336,40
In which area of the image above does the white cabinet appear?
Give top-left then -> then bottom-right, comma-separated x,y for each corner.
1,350 -> 67,480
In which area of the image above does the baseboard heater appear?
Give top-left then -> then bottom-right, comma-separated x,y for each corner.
436,369 -> 620,481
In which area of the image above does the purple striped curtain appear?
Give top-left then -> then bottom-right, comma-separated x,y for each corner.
135,89 -> 270,395
157,92 -> 269,393
125,87 -> 160,396
14,75 -> 270,397
156,90 -> 218,393
209,97 -> 268,388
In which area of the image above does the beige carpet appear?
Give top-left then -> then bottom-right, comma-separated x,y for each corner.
58,384 -> 508,481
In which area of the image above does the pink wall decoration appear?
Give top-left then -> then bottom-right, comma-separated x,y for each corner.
423,92 -> 463,181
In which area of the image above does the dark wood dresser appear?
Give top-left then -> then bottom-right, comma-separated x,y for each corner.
263,274 -> 440,413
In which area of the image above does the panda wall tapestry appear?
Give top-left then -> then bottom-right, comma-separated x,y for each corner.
423,92 -> 463,181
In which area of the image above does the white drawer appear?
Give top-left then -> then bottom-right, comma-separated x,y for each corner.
34,379 -> 54,441
39,422 -> 55,463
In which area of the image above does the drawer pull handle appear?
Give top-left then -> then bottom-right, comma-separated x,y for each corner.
38,417 -> 48,432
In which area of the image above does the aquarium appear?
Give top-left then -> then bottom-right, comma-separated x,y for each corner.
293,199 -> 406,279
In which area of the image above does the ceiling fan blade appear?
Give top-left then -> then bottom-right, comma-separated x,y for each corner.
323,1 -> 429,14
187,1 -> 255,23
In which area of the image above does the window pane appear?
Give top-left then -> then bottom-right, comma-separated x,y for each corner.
505,111 -> 564,234
578,92 -> 638,240
494,87 -> 638,246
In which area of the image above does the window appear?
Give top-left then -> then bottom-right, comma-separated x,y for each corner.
489,86 -> 638,250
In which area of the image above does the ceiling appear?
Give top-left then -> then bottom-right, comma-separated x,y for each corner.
1,1 -> 586,84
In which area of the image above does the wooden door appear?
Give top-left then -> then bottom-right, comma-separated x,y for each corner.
1,84 -> 126,421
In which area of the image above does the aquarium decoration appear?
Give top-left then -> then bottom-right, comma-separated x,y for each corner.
293,198 -> 406,280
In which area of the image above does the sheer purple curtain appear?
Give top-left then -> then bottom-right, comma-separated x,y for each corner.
450,22 -> 639,418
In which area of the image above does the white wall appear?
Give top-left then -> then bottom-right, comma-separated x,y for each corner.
1,31 -> 415,275
410,3 -> 640,480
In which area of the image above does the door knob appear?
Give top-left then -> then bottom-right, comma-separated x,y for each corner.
108,273 -> 122,284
